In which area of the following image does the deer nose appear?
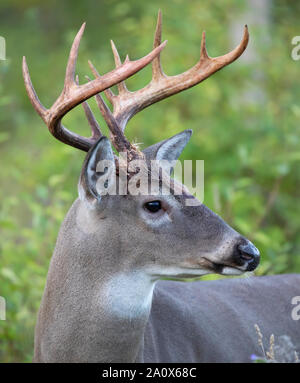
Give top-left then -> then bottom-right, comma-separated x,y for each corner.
238,242 -> 260,271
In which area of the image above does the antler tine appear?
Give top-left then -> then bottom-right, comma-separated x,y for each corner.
82,101 -> 103,140
212,25 -> 249,66
110,40 -> 129,95
89,11 -> 249,135
75,75 -> 102,140
64,23 -> 86,92
22,56 -> 48,121
152,9 -> 164,81
84,75 -> 134,154
200,31 -> 209,61
88,60 -> 115,104
23,23 -> 167,152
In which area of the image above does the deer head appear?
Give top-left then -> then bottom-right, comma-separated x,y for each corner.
23,12 -> 259,285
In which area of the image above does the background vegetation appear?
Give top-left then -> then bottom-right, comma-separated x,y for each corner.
0,0 -> 299,362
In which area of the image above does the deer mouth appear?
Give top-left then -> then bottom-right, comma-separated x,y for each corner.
212,262 -> 245,275
202,258 -> 246,276
165,259 -> 246,279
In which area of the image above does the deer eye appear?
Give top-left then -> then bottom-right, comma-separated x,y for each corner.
144,201 -> 162,213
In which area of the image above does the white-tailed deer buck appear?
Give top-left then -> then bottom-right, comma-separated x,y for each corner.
23,12 -> 300,363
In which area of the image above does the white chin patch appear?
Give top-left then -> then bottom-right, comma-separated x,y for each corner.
222,267 -> 244,276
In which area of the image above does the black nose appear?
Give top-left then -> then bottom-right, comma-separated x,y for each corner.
238,242 -> 260,271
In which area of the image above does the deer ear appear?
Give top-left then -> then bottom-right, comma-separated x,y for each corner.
143,129 -> 192,173
143,129 -> 192,162
156,129 -> 192,162
78,137 -> 116,205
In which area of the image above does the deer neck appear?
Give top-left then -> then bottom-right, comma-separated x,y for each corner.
37,200 -> 155,362
99,270 -> 156,362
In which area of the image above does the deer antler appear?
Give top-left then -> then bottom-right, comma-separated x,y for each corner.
23,23 -> 167,152
88,10 -> 249,150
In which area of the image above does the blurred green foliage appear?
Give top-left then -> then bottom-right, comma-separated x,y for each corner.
0,0 -> 299,362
